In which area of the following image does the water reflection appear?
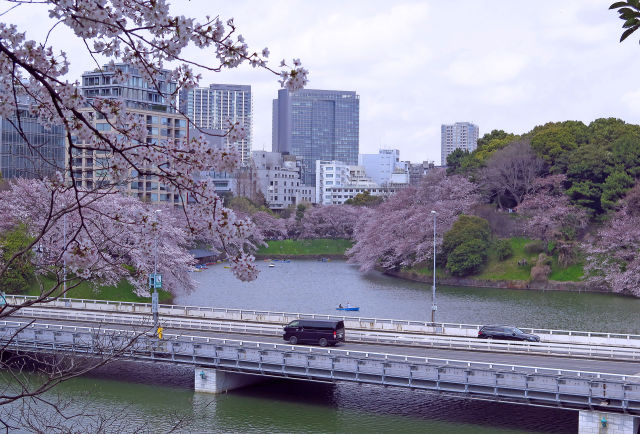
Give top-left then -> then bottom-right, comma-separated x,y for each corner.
2,362 -> 575,433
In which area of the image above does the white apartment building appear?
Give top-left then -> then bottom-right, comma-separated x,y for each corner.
358,149 -> 410,186
253,151 -> 314,210
441,122 -> 479,166
316,160 -> 399,205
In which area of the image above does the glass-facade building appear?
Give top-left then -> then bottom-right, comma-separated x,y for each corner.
180,84 -> 252,165
0,105 -> 65,179
272,89 -> 359,186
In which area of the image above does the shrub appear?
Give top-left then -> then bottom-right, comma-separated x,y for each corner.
494,239 -> 513,260
443,215 -> 491,277
442,215 -> 491,259
523,240 -> 545,254
446,239 -> 488,276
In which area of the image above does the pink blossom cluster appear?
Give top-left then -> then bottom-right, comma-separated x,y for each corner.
583,184 -> 640,296
251,205 -> 360,241
347,169 -> 479,272
0,179 -> 195,296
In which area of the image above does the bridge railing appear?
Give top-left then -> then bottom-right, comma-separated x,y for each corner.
5,294 -> 640,347
7,310 -> 640,362
1,319 -> 640,414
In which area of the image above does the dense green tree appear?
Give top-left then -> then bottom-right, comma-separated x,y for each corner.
601,170 -> 635,211
565,144 -> 612,213
446,148 -> 471,174
446,239 -> 488,276
477,129 -> 512,150
0,224 -> 35,294
612,133 -> 640,179
528,121 -> 589,171
343,190 -> 383,206
588,118 -> 640,148
442,215 -> 491,276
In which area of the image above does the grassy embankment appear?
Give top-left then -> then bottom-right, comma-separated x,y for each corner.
18,275 -> 172,303
256,239 -> 353,256
412,237 -> 584,282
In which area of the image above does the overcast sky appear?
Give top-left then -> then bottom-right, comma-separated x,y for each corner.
6,0 -> 640,164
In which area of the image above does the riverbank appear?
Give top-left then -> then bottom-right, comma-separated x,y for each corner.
256,239 -> 352,257
382,268 -> 609,293
19,276 -> 173,303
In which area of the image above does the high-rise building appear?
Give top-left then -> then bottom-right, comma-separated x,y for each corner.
0,103 -> 65,179
180,84 -> 252,165
441,122 -> 479,166
272,89 -> 359,186
71,63 -> 187,204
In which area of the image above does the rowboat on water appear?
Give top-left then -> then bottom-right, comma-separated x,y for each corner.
336,305 -> 359,311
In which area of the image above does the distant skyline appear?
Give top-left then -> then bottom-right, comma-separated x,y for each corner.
6,0 -> 640,164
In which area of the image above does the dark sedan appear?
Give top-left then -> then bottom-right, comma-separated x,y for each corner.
477,325 -> 540,342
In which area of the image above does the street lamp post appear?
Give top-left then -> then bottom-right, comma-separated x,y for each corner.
431,210 -> 437,324
151,210 -> 161,327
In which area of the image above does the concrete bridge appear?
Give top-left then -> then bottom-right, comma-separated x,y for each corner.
2,296 -> 640,433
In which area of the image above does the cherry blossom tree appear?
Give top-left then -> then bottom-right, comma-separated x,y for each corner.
298,205 -> 360,239
348,169 -> 479,272
517,174 -> 588,241
0,0 -> 304,420
584,183 -> 640,296
0,0 -> 307,296
251,211 -> 287,241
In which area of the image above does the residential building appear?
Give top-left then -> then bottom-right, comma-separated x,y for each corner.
441,122 -> 479,166
272,88 -> 359,186
71,63 -> 187,204
0,103 -> 65,179
180,83 -> 252,165
253,151 -> 314,210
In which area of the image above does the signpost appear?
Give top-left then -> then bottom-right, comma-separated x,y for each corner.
149,273 -> 162,326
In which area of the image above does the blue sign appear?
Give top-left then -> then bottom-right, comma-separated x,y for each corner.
148,273 -> 162,289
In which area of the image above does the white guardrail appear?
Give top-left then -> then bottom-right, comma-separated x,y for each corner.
9,308 -> 640,362
4,294 -> 640,348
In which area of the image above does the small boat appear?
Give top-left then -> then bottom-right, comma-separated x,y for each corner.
336,306 -> 359,311
268,263 -> 275,268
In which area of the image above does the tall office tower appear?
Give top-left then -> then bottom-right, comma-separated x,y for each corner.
441,122 -> 479,166
72,63 -> 187,204
179,84 -> 252,165
0,103 -> 65,179
272,88 -> 359,186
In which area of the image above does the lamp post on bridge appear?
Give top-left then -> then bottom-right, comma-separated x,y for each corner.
150,210 -> 162,328
431,210 -> 437,324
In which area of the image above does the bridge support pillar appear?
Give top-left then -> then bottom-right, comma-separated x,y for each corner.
579,410 -> 639,434
194,367 -> 265,394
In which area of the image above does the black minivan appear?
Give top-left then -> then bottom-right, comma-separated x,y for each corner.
283,319 -> 345,346
478,325 -> 540,342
